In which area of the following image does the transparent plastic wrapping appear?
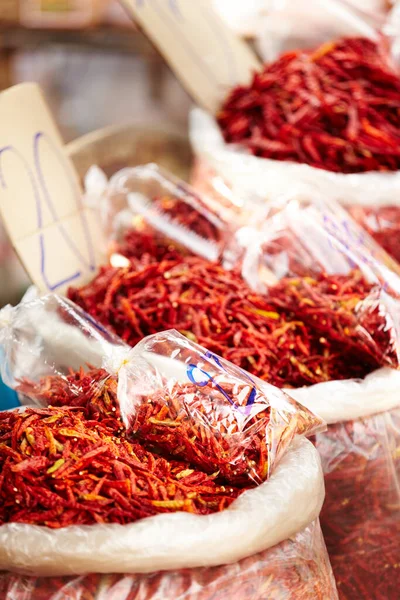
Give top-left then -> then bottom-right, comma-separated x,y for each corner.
316,406 -> 400,600
240,195 -> 400,376
345,202 -> 400,265
0,518 -> 338,599
241,194 -> 400,293
0,294 -> 128,394
255,0 -> 382,64
85,163 -> 236,266
116,330 -> 325,485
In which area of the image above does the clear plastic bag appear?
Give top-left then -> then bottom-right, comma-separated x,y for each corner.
255,0 -> 381,64
0,293 -> 128,393
115,329 -> 324,485
84,163 -> 236,266
315,406 -> 400,600
0,518 -> 338,599
239,195 -> 400,378
240,193 -> 400,293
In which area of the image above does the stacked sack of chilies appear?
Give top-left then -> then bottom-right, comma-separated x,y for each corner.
0,288 -> 332,598
81,166 -> 400,600
2,5 -> 400,597
186,4 -> 400,597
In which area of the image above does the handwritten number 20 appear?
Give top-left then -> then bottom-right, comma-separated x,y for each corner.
0,132 -> 95,291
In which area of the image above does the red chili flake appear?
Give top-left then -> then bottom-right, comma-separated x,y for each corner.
0,519 -> 337,599
347,204 -> 400,264
0,407 -> 242,528
218,37 -> 400,173
68,256 -> 397,386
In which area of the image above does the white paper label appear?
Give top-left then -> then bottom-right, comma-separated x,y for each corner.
0,83 -> 105,294
121,0 -> 260,112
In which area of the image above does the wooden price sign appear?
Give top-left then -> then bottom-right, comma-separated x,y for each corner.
120,0 -> 260,113
0,83 -> 105,295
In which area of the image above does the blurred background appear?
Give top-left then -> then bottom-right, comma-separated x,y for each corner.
0,0 -> 395,306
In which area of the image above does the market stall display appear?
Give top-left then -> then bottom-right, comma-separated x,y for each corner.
69,168 -> 400,599
1,1 -> 400,595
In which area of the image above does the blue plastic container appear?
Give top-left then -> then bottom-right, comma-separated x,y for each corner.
0,346 -> 20,411
0,377 -> 20,410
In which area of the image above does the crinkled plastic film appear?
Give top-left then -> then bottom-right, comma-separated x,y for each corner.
255,0 -> 382,65
0,519 -> 338,600
85,163 -> 236,266
0,294 -> 128,397
118,329 -> 325,485
316,406 -> 400,599
241,195 -> 400,290
240,196 -> 400,372
345,203 -> 400,265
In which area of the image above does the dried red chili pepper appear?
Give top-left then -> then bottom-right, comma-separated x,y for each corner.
347,204 -> 400,264
18,367 -> 124,437
68,256 -> 397,387
0,407 -> 241,528
0,519 -> 337,599
129,376 -> 319,486
265,272 -> 398,371
218,37 -> 400,173
132,380 -> 271,485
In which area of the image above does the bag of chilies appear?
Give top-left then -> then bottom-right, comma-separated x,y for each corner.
240,195 -> 400,599
189,2 -> 400,248
84,162 -> 247,268
0,295 -> 337,599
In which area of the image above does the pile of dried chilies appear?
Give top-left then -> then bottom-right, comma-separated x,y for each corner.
16,356 -> 319,491
0,405 -> 242,528
218,37 -> 400,173
67,221 -> 400,599
68,255 -> 398,387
